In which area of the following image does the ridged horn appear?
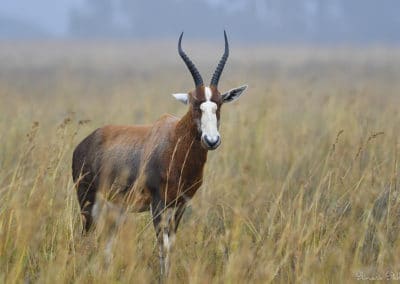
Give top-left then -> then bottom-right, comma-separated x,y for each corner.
210,30 -> 229,87
178,32 -> 203,87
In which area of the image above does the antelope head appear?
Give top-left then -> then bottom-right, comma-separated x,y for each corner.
173,31 -> 248,150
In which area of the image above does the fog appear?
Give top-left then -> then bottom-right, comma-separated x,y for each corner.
1,0 -> 399,43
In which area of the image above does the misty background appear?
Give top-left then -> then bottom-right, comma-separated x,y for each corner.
1,0 -> 399,43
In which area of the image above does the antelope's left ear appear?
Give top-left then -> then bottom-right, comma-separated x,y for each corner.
221,85 -> 248,103
172,93 -> 189,105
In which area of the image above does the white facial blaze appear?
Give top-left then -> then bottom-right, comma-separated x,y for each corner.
200,87 -> 220,142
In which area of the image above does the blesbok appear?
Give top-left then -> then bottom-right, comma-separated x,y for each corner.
72,31 -> 247,275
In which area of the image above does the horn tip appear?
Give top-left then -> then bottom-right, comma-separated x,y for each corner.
178,32 -> 184,49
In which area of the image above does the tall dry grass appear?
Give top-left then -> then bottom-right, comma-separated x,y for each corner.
1,42 -> 400,283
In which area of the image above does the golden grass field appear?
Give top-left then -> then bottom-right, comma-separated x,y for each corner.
1,42 -> 400,283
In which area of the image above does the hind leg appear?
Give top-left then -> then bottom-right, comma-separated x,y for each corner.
102,201 -> 127,265
76,181 -> 97,234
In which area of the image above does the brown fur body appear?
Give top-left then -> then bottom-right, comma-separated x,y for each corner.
72,99 -> 207,231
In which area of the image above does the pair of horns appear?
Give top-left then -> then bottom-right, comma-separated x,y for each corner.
178,31 -> 229,87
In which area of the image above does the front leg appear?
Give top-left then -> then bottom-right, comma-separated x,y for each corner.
150,192 -> 170,277
151,196 -> 186,278
172,203 -> 186,233
159,203 -> 186,274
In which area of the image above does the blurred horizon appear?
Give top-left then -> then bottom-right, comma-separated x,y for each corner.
1,0 -> 399,44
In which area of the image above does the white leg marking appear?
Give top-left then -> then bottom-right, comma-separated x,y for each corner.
159,245 -> 165,276
163,232 -> 170,273
159,233 -> 168,276
160,208 -> 177,276
105,237 -> 114,264
162,232 -> 175,276
163,233 -> 170,251
92,199 -> 101,222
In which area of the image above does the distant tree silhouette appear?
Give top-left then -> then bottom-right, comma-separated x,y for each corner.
69,0 -> 128,37
67,0 -> 400,43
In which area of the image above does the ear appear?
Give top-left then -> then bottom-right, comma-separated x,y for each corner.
221,85 -> 248,103
172,93 -> 189,105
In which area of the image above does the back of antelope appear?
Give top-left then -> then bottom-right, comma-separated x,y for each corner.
72,31 -> 247,277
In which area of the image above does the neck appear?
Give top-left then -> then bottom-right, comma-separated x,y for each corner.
175,109 -> 207,161
161,109 -> 208,200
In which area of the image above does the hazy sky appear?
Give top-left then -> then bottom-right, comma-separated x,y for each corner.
1,0 -> 399,43
1,0 -> 82,35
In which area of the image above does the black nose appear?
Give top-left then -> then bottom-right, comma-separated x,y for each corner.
204,135 -> 220,148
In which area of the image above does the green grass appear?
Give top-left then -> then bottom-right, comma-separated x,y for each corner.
1,42 -> 400,283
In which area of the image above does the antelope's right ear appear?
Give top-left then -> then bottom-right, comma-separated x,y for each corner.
172,93 -> 189,105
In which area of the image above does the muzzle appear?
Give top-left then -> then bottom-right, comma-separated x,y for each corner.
201,134 -> 221,150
